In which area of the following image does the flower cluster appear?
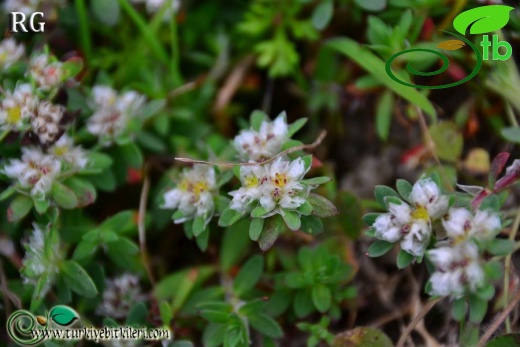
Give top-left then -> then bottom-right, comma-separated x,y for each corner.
372,178 -> 449,256
96,273 -> 147,319
229,156 -> 311,219
163,164 -> 217,227
27,53 -> 66,92
21,224 -> 62,298
87,85 -> 146,144
0,38 -> 25,71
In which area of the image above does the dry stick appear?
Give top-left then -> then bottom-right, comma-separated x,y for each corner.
503,208 -> 520,333
138,171 -> 156,286
175,130 -> 327,167
478,288 -> 520,347
396,297 -> 443,347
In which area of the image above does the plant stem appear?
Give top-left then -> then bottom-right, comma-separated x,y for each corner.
168,0 -> 182,88
478,289 -> 520,347
74,0 -> 92,62
138,168 -> 156,285
396,297 -> 442,347
503,208 -> 520,333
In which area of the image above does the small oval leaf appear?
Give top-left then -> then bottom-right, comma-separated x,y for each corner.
453,5 -> 513,35
49,305 -> 79,326
437,39 -> 465,51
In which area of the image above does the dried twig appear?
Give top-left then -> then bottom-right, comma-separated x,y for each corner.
478,289 -> 520,347
396,297 -> 443,347
175,130 -> 327,167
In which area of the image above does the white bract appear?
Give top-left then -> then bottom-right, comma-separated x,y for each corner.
3,147 -> 61,197
0,83 -> 38,131
0,38 -> 25,71
229,156 -> 311,217
96,273 -> 147,319
49,134 -> 88,170
163,165 -> 217,224
443,207 -> 501,242
372,178 -> 449,256
87,85 -> 146,143
428,242 -> 484,297
233,115 -> 289,162
21,224 -> 61,298
28,53 -> 64,91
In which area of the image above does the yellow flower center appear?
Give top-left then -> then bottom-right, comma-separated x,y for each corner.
0,53 -> 6,64
193,181 -> 209,198
244,175 -> 258,188
178,177 -> 210,199
6,106 -> 21,124
273,173 -> 287,188
411,206 -> 429,220
54,146 -> 68,156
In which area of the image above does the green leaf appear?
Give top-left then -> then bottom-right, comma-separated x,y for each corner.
91,0 -> 120,26
126,302 -> 148,326
101,210 -> 136,234
63,177 -> 97,207
294,289 -> 314,318
396,250 -> 414,269
33,198 -> 49,214
396,179 -> 413,202
488,239 -> 515,256
249,218 -> 265,241
484,261 -> 503,281
453,5 -> 514,35
362,213 -> 381,226
285,273 -> 305,288
218,208 -> 243,227
61,58 -> 83,79
326,37 -> 436,120
258,215 -> 285,251
0,186 -> 16,201
251,206 -> 269,218
297,201 -> 313,215
312,0 -> 334,30
355,0 -> 387,11
136,131 -> 166,152
300,215 -> 324,234
72,240 -> 98,260
7,195 -> 33,222
429,122 -> 463,163
193,216 -> 206,237
288,118 -> 308,137
307,193 -> 338,217
303,177 -> 331,186
487,334 -> 520,347
87,151 -> 113,171
159,301 -> 173,326
51,182 -> 78,209
119,142 -> 143,168
233,255 -> 264,296
248,313 -> 283,338
468,295 -> 488,323
367,240 -> 394,257
375,90 -> 394,141
141,99 -> 166,119
476,283 -> 495,301
451,298 -> 466,321
238,299 -> 265,317
49,306 -> 79,326
502,127 -> 520,144
250,110 -> 268,131
374,185 -> 400,209
312,284 -> 332,313
60,260 -> 98,298
220,219 -> 251,272
282,210 -> 301,231
203,323 -> 227,347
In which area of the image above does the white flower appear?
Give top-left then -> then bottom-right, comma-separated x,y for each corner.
0,83 -> 38,131
401,220 -> 431,257
257,156 -> 310,216
229,165 -> 267,212
28,53 -> 64,91
49,134 -> 88,170
3,0 -> 40,15
21,224 -> 61,298
442,207 -> 501,242
87,86 -> 146,143
0,38 -> 25,71
4,147 -> 61,197
31,101 -> 65,145
163,165 -> 217,224
233,114 -> 289,162
96,274 -> 147,319
410,178 -> 449,219
373,214 -> 401,243
427,242 -> 484,297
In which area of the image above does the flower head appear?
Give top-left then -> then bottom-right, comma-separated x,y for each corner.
0,83 -> 38,131
21,224 -> 62,298
28,53 -> 64,91
96,274 -> 147,319
427,242 -> 484,297
49,134 -> 88,170
30,101 -> 66,145
410,178 -> 449,219
443,207 -> 501,243
3,147 -> 61,197
233,114 -> 289,162
87,86 -> 146,144
0,38 -> 25,71
229,165 -> 267,212
163,165 -> 217,224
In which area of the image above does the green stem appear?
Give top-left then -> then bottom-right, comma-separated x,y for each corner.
118,0 -> 169,66
74,0 -> 92,62
503,208 -> 520,333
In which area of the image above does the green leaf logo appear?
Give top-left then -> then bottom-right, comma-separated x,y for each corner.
49,306 -> 79,326
453,5 -> 514,35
